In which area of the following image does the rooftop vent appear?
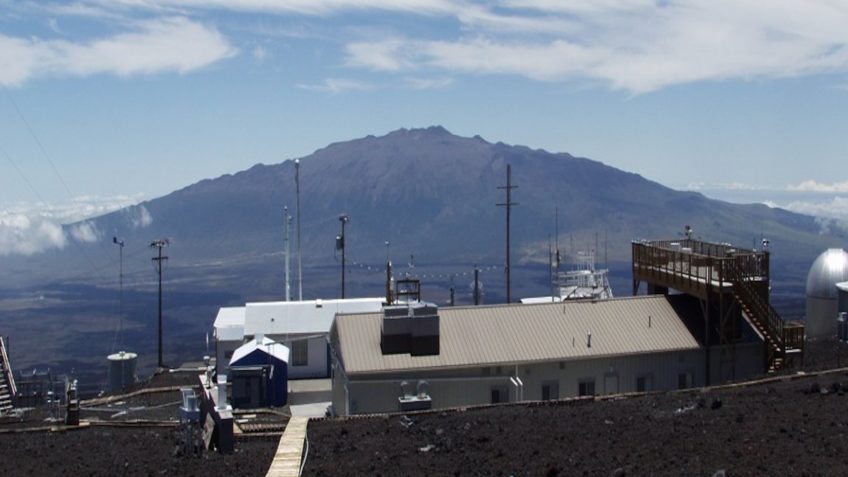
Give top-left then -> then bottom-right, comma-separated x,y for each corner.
381,303 -> 440,356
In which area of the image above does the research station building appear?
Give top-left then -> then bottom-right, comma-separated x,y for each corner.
329,295 -> 764,416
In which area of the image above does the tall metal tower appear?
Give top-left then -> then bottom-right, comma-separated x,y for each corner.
337,215 -> 349,298
497,164 -> 518,303
295,159 -> 303,300
112,237 -> 124,352
284,206 -> 292,301
150,239 -> 169,368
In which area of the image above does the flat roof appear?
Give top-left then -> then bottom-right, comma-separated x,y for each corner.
214,307 -> 245,341
334,295 -> 701,375
242,298 -> 384,336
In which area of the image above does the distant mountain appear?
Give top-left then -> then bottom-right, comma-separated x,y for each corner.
85,126 -> 842,262
4,126 -> 844,287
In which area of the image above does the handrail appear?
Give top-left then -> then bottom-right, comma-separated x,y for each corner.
724,258 -> 788,370
0,336 -> 16,397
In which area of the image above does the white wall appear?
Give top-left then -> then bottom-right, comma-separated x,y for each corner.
274,334 -> 329,379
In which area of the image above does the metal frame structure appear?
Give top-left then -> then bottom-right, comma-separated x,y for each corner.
632,238 -> 804,383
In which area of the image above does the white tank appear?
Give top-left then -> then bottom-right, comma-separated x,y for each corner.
805,249 -> 848,339
107,351 -> 137,394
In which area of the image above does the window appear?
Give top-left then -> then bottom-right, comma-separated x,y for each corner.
292,340 -> 308,367
677,371 -> 694,390
491,385 -> 509,404
578,379 -> 595,397
636,374 -> 654,392
541,381 -> 559,401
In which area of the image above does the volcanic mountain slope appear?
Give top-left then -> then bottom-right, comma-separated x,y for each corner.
11,125 -> 839,288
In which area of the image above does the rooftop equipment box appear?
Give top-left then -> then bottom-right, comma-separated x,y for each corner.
381,303 -> 440,355
381,305 -> 412,354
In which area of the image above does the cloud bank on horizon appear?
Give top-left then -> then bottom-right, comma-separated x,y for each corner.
2,1 -> 848,93
0,196 -> 151,256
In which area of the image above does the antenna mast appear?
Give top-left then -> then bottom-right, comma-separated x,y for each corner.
284,206 -> 292,301
150,239 -> 169,368
337,215 -> 349,299
295,159 -> 303,300
112,237 -> 124,353
497,164 -> 518,303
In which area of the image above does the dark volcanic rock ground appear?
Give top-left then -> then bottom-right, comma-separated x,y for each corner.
4,340 -> 848,476
1,427 -> 278,477
305,373 -> 848,476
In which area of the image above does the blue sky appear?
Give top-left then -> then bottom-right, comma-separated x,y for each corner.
2,0 -> 848,254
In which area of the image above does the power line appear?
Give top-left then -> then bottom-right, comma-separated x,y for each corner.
3,90 -> 73,197
0,144 -> 46,203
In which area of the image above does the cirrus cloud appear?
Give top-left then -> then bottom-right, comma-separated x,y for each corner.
0,16 -> 237,87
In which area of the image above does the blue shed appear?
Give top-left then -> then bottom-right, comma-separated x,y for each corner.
229,335 -> 289,408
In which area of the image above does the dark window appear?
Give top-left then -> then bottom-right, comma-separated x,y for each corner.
677,371 -> 693,389
541,381 -> 559,401
578,379 -> 595,397
636,375 -> 653,392
292,340 -> 308,367
491,385 -> 509,404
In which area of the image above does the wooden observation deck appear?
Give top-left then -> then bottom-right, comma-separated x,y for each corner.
632,239 -> 804,378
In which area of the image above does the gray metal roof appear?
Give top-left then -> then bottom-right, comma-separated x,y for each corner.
806,248 -> 848,299
334,295 -> 701,375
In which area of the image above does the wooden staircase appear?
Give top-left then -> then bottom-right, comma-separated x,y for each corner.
725,260 -> 804,373
0,336 -> 16,413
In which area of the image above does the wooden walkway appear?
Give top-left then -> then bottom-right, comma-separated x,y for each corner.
266,416 -> 309,477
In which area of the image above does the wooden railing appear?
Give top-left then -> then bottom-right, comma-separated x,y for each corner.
783,322 -> 806,353
0,336 -> 16,398
724,258 -> 792,371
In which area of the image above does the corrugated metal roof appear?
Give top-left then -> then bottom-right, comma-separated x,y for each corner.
335,295 -> 701,375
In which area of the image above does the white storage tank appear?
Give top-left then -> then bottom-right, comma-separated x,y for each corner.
805,249 -> 848,339
107,351 -> 137,394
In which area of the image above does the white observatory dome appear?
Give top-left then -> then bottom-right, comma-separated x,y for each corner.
806,248 -> 848,299
805,248 -> 848,339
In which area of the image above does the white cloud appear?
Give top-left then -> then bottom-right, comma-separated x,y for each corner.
404,76 -> 453,89
0,195 -> 149,256
0,16 -> 237,87
69,221 -> 100,243
684,182 -> 772,192
788,180 -> 848,193
296,78 -> 373,94
96,0 -> 457,16
123,204 -> 153,229
782,196 -> 848,234
341,0 -> 848,93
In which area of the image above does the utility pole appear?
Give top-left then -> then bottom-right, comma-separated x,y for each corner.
385,241 -> 392,305
295,158 -> 303,301
336,215 -> 349,299
497,164 -> 518,303
150,239 -> 169,368
284,206 -> 292,301
112,237 -> 124,352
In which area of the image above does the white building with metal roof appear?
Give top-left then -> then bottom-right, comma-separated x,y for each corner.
214,298 -> 384,379
329,295 -> 764,415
